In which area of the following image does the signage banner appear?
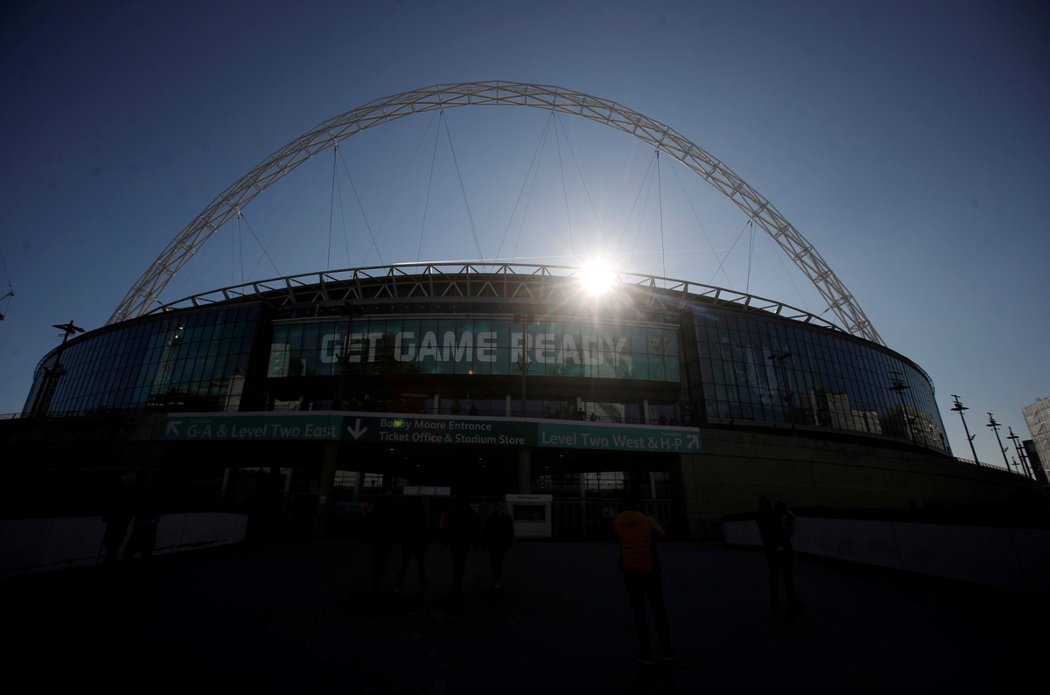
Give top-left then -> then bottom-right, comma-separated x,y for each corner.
341,415 -> 533,447
163,413 -> 702,453
536,422 -> 701,453
267,316 -> 680,383
163,413 -> 343,441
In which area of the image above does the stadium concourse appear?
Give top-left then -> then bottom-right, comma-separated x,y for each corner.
4,535 -> 1041,694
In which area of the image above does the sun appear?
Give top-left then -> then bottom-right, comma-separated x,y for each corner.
577,258 -> 616,296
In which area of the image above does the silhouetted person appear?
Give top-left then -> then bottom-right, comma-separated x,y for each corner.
125,497 -> 161,574
613,493 -> 676,665
101,503 -> 133,568
396,496 -> 429,598
442,499 -> 480,604
757,495 -> 780,607
765,498 -> 801,612
367,492 -> 398,596
482,503 -> 515,588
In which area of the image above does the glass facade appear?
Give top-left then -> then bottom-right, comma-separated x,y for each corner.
689,304 -> 948,451
30,307 -> 259,416
22,286 -> 948,453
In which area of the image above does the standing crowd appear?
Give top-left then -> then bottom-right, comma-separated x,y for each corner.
338,490 -> 807,673
364,495 -> 516,606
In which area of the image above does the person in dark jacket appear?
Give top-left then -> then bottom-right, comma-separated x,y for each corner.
613,493 -> 676,665
758,496 -> 801,611
757,496 -> 780,607
101,503 -> 133,567
395,496 -> 429,597
367,492 -> 398,596
482,503 -> 515,589
442,499 -> 480,604
125,499 -> 161,565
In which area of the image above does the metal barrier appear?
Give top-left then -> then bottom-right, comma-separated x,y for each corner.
550,498 -> 680,540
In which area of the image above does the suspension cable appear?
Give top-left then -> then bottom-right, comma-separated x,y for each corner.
442,114 -> 484,260
418,110 -> 443,262
552,115 -> 577,257
772,234 -> 811,312
495,110 -> 555,261
668,161 -> 732,286
234,210 -> 244,285
0,246 -> 13,320
628,158 -> 658,268
336,147 -> 385,266
616,149 -> 658,257
707,216 -> 753,287
512,126 -> 550,260
328,145 -> 339,268
657,150 -> 665,278
237,211 -> 282,277
554,114 -> 606,252
372,112 -> 438,265
746,219 -> 754,294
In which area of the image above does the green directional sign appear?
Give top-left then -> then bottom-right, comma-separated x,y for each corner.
163,414 -> 343,441
536,422 -> 701,453
163,412 -> 701,453
341,415 -> 533,447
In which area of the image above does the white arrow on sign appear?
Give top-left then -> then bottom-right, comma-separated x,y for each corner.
166,420 -> 182,436
347,418 -> 368,440
688,434 -> 699,448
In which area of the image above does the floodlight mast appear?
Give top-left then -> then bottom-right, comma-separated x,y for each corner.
29,320 -> 85,418
110,82 -> 882,345
1006,427 -> 1034,479
985,413 -> 1012,472
950,394 -> 980,463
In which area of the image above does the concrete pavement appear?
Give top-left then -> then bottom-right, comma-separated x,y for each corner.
4,537 -> 1042,694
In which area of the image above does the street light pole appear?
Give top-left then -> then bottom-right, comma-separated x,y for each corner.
515,312 -> 533,419
30,320 -> 85,418
0,289 -> 13,320
1007,426 -> 1033,479
888,372 -> 915,443
950,395 -> 980,463
768,350 -> 795,431
985,413 -> 1012,472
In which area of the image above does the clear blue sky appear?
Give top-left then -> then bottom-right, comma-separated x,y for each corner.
2,0 -> 1047,470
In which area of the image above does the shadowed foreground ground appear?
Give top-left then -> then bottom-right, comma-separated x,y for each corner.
4,538 -> 1041,694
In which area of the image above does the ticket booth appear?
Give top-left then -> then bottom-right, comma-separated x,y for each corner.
505,494 -> 552,539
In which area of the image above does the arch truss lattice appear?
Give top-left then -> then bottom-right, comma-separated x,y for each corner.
111,81 -> 882,345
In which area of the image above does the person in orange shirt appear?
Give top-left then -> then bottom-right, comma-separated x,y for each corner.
613,493 -> 677,666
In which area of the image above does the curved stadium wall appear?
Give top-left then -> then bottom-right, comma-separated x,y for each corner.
21,264 -> 1035,536
27,264 -> 945,450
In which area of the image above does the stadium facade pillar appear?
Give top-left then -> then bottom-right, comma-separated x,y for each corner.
315,442 -> 338,535
517,447 -> 531,494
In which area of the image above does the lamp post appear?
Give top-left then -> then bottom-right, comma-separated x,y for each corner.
888,372 -> 914,443
985,413 -> 1012,472
950,395 -> 980,463
515,311 -> 533,419
768,350 -> 794,428
335,303 -> 366,410
1007,426 -> 1033,479
0,289 -> 13,320
30,320 -> 85,418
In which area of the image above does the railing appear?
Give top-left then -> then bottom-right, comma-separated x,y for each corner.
954,455 -> 1031,478
551,498 -> 680,540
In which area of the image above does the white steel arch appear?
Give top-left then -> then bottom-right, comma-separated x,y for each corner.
111,81 -> 882,344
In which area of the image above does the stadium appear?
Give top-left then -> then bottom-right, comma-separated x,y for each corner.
5,83 -> 1041,539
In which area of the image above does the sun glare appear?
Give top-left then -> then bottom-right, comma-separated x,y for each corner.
577,258 -> 616,296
